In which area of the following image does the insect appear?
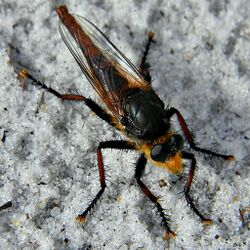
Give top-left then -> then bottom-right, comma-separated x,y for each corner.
19,5 -> 234,240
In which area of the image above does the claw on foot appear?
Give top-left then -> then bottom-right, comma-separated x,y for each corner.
76,215 -> 87,224
226,155 -> 235,161
163,230 -> 176,240
18,68 -> 29,89
201,218 -> 213,225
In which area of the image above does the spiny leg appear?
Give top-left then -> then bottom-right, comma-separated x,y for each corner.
139,32 -> 155,83
182,151 -> 213,224
135,154 -> 176,240
18,69 -> 116,127
166,107 -> 234,160
77,140 -> 135,223
0,201 -> 12,211
166,107 -> 234,219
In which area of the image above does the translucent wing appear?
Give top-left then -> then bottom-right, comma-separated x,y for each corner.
57,6 -> 150,120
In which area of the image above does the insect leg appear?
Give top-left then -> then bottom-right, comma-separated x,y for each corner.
76,140 -> 135,223
166,107 -> 234,160
135,154 -> 176,240
18,69 -> 115,127
139,32 -> 155,83
181,151 -> 213,224
0,201 -> 12,212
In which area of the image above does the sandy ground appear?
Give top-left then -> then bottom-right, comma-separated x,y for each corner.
0,0 -> 249,249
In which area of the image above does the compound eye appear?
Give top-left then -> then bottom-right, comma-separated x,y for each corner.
150,134 -> 184,162
150,144 -> 167,162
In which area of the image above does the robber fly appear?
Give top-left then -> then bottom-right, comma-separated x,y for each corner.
19,5 -> 234,240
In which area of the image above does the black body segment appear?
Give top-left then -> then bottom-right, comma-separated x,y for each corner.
122,89 -> 169,139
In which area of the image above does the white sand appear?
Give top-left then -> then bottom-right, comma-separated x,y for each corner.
0,1 -> 249,249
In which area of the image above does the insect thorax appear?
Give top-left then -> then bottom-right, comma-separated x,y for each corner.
121,89 -> 170,140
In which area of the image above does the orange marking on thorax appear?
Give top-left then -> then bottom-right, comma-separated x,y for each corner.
137,132 -> 184,175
